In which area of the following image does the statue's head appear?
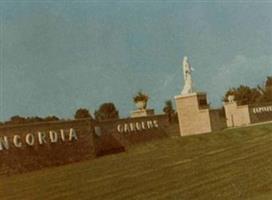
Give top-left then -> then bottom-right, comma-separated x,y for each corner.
183,56 -> 188,65
183,56 -> 189,64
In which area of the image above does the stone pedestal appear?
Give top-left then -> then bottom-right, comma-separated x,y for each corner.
175,92 -> 212,136
224,101 -> 250,127
130,109 -> 154,118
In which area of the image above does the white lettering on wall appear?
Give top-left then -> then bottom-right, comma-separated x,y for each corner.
141,122 -> 146,130
147,121 -> 153,129
116,120 -> 159,134
26,134 -> 35,146
153,120 -> 159,128
38,132 -> 47,144
253,106 -> 272,114
0,128 -> 78,151
69,128 -> 78,141
124,124 -> 130,133
49,131 -> 58,143
117,124 -> 123,133
135,122 -> 142,131
60,129 -> 65,141
129,123 -> 135,131
13,135 -> 22,148
0,136 -> 9,150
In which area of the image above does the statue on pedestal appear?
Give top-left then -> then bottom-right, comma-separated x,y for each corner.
181,56 -> 193,95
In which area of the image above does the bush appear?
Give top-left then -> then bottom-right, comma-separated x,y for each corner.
74,108 -> 93,119
163,100 -> 176,123
95,103 -> 119,121
4,115 -> 60,125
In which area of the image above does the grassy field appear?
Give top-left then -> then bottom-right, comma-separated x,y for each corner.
1,124 -> 272,200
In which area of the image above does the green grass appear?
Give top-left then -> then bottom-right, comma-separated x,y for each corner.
1,124 -> 272,200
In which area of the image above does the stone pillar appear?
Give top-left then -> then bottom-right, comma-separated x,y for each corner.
223,100 -> 251,127
130,109 -> 154,118
175,92 -> 212,136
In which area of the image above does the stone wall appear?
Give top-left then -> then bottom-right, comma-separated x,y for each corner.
0,115 -> 170,175
224,100 -> 272,127
0,119 -> 95,175
209,109 -> 227,131
249,102 -> 272,124
95,115 -> 169,150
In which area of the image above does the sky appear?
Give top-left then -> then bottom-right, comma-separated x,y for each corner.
0,1 -> 271,121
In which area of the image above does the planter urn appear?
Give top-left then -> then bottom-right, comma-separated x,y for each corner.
135,101 -> 147,110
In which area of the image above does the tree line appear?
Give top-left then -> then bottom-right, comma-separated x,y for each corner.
223,76 -> 272,105
0,102 -> 119,126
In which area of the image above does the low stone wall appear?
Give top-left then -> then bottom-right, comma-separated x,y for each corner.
0,115 -> 170,175
224,101 -> 272,127
0,119 -> 95,175
95,115 -> 169,151
209,109 -> 227,131
249,103 -> 272,124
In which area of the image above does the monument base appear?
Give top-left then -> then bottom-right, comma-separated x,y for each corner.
175,92 -> 212,136
130,109 -> 154,118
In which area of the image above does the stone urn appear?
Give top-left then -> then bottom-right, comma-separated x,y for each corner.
133,91 -> 149,110
135,100 -> 147,110
227,95 -> 235,103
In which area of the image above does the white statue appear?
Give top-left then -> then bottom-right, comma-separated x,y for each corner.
181,56 -> 193,95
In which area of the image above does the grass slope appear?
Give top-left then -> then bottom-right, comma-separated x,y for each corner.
1,124 -> 272,200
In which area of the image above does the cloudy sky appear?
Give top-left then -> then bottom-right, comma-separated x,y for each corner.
0,1 -> 271,121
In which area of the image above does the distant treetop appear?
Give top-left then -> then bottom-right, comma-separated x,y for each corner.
223,76 -> 272,105
74,108 -> 93,119
95,102 -> 119,121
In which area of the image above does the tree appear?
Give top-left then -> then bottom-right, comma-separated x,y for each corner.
74,108 -> 93,119
95,103 -> 119,121
223,85 -> 262,105
7,115 -> 26,124
163,100 -> 175,122
25,116 -> 43,123
258,76 -> 272,102
265,76 -> 272,88
43,116 -> 60,121
4,115 -> 60,125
